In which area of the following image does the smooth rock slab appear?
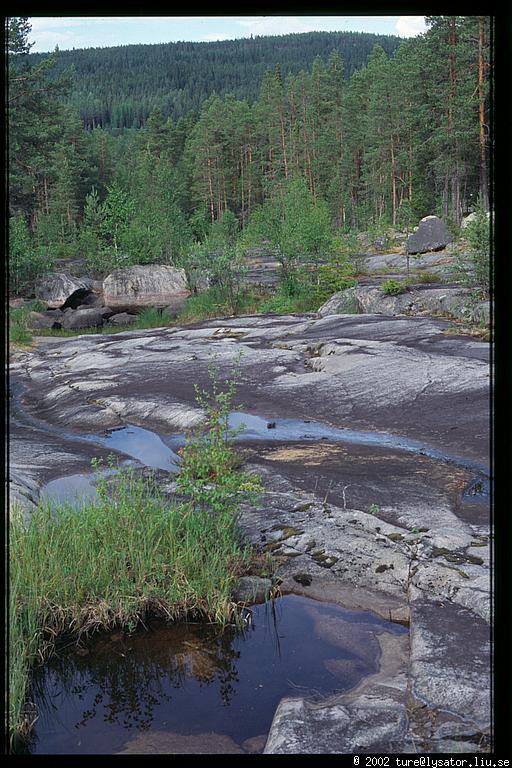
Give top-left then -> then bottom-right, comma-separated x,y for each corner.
318,285 -> 474,321
409,597 -> 491,729
264,694 -> 409,754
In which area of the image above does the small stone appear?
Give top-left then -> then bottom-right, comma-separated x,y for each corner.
293,573 -> 313,586
232,576 -> 272,603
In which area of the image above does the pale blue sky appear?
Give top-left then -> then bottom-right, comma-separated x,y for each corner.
28,16 -> 428,53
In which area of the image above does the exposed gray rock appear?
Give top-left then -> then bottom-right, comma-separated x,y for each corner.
103,265 -> 189,312
35,272 -> 93,309
232,576 -> 272,603
471,301 -> 491,325
461,212 -> 478,229
461,211 -> 491,230
61,308 -> 105,330
98,306 -> 115,320
9,310 -> 491,753
27,311 -> 62,330
264,694 -> 409,753
317,287 -> 360,316
407,216 -> 452,255
409,597 -> 491,730
318,285 -> 476,322
78,291 -> 104,308
107,312 -> 138,325
364,250 -> 454,276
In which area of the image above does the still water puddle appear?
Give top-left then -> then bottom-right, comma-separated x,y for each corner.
24,595 -> 406,755
98,425 -> 180,471
39,414 -> 490,507
40,473 -> 99,506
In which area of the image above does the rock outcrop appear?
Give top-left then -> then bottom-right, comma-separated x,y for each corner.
9,311 -> 491,753
318,285 -> 490,324
102,265 -> 189,312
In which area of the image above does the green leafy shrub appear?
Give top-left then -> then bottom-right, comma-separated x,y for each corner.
381,279 -> 406,296
9,216 -> 53,296
452,207 -> 491,298
177,357 -> 262,521
9,301 -> 48,347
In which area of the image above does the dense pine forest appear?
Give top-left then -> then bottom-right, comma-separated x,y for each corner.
27,31 -> 402,129
8,17 -> 491,297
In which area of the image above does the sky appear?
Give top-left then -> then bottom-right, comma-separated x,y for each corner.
28,16 -> 428,53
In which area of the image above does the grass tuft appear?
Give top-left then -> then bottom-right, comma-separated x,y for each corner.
8,363 -> 263,745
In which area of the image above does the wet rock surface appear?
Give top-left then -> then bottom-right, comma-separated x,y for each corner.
9,310 -> 491,753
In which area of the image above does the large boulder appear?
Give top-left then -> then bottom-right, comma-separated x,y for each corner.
317,288 -> 360,317
107,312 -> 138,326
61,308 -> 105,330
102,265 -> 189,312
27,311 -> 63,330
35,273 -> 93,309
406,216 -> 452,255
461,211 -> 491,230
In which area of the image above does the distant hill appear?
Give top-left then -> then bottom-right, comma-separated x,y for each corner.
29,30 -> 401,130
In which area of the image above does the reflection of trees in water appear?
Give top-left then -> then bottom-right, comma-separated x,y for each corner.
31,621 -> 246,734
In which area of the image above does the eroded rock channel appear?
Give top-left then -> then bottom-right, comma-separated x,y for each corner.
9,312 -> 491,753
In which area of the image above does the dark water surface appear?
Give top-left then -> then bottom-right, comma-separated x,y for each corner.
24,595 -> 406,755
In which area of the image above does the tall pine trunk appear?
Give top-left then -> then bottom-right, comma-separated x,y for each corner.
478,17 -> 489,211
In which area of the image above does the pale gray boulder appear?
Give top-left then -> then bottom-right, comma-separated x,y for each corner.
103,264 -> 189,312
35,272 -> 93,308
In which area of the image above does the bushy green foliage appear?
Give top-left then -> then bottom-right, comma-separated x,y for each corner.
133,307 -> 173,330
381,279 -> 406,296
452,207 -> 491,298
9,216 -> 53,296
242,177 -> 334,294
9,301 -> 47,347
177,358 -> 262,520
9,306 -> 33,347
184,210 -> 248,315
307,261 -> 358,303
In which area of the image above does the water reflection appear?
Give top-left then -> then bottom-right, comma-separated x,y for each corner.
26,595 -> 407,755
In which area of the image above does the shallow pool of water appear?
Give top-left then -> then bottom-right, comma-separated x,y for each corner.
24,595 -> 406,755
98,425 -> 181,471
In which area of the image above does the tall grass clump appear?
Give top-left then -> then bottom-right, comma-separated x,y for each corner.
8,363 -> 261,745
8,302 -> 47,348
134,307 -> 173,330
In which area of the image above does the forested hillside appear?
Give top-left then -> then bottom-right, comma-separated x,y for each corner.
9,16 -> 491,298
28,30 -> 401,129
